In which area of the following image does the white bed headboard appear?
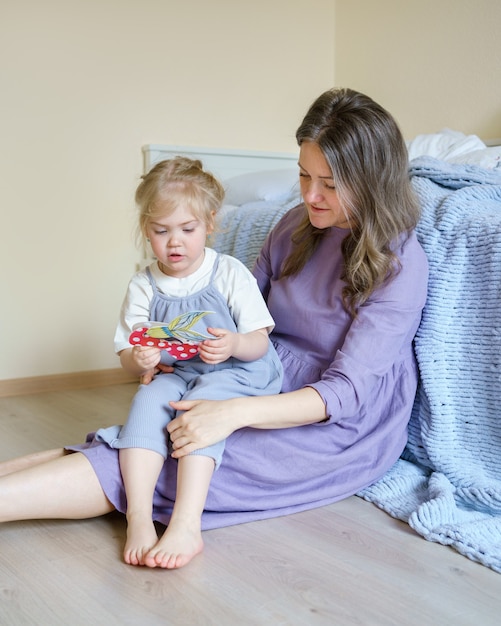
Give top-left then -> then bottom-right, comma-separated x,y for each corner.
142,144 -> 298,180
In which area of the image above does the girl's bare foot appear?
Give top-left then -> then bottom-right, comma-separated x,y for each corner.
124,512 -> 159,566
143,517 -> 204,569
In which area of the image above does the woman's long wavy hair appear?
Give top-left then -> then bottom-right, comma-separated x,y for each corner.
282,87 -> 420,317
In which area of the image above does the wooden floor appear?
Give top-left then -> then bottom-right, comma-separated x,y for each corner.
0,384 -> 500,626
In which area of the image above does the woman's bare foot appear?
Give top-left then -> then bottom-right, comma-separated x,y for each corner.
124,512 -> 159,566
143,517 -> 204,569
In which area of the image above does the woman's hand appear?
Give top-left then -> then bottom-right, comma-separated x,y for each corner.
167,398 -> 242,458
167,387 -> 327,458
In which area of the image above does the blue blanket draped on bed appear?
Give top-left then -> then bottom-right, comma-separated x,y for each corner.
209,197 -> 300,269
358,156 -> 501,573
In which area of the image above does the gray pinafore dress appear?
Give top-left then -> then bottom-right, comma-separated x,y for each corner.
95,255 -> 282,467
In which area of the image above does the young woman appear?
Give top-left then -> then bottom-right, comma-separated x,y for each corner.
0,88 -> 428,569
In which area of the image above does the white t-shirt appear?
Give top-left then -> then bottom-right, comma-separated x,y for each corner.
114,247 -> 275,354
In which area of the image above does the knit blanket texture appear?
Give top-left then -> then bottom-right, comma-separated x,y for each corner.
210,197 -> 300,269
358,156 -> 501,573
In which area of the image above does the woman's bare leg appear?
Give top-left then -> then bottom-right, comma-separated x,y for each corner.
0,448 -> 67,477
119,447 -> 164,566
144,454 -> 214,570
0,451 -> 114,522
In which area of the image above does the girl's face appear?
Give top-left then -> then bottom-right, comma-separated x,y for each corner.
146,204 -> 212,278
298,141 -> 353,230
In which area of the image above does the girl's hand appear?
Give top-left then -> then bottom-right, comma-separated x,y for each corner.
167,398 -> 242,457
139,362 -> 174,385
131,345 -> 161,371
122,345 -> 162,384
197,328 -> 235,364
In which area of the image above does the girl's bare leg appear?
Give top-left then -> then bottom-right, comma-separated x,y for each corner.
144,454 -> 214,570
119,448 -> 164,566
0,451 -> 114,522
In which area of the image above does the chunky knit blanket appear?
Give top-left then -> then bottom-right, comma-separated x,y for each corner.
358,156 -> 501,573
210,197 -> 300,269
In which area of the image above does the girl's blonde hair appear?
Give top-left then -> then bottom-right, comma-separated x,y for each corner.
283,87 -> 420,317
135,156 -> 225,242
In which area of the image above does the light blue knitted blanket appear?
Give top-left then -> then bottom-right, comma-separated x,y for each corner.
209,196 -> 301,269
358,156 -> 501,573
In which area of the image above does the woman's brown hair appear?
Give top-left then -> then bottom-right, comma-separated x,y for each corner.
282,87 -> 420,317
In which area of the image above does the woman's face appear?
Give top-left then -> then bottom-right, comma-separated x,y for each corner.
298,141 -> 353,230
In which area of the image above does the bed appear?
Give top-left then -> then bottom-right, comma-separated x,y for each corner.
141,131 -> 501,574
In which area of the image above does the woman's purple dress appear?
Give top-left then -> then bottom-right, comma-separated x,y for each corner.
69,205 -> 428,530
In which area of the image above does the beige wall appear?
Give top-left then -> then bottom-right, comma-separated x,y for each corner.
0,0 -> 335,381
335,0 -> 501,140
2,0 -> 500,382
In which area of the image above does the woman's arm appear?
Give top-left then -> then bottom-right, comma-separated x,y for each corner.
167,386 -> 326,458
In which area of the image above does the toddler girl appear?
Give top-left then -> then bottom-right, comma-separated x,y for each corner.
96,157 -> 283,568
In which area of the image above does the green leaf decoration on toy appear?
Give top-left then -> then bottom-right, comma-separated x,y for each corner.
145,310 -> 213,343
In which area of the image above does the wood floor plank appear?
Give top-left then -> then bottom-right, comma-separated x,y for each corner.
0,384 -> 500,625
